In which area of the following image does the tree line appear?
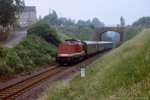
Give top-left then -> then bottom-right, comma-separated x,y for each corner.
42,10 -> 105,28
1,0 -> 150,32
132,17 -> 150,27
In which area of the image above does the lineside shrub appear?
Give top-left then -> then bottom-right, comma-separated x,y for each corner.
27,21 -> 61,46
0,35 -> 58,76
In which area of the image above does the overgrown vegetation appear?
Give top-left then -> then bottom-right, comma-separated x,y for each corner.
27,21 -> 61,46
132,17 -> 150,27
42,10 -> 104,27
57,27 -> 94,41
39,29 -> 150,100
124,26 -> 143,42
123,17 -> 150,42
0,35 -> 57,76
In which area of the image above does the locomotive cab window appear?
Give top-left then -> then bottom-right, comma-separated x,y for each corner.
65,40 -> 79,45
72,41 -> 78,45
65,41 -> 71,44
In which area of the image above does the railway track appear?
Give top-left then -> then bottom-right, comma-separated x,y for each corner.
0,50 -> 111,100
0,67 -> 68,100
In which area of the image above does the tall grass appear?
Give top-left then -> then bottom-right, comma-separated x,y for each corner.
124,26 -> 143,42
40,29 -> 150,100
0,35 -> 58,76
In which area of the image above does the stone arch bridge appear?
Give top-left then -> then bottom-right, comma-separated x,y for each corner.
93,27 -> 124,42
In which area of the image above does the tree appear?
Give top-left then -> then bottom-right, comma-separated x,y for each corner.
43,10 -> 58,26
77,20 -> 86,26
43,10 -> 75,27
38,15 -> 42,21
85,19 -> 91,26
27,21 -> 61,46
132,17 -> 150,27
120,16 -> 125,27
91,18 -> 104,27
0,0 -> 25,29
62,18 -> 75,26
90,24 -> 95,29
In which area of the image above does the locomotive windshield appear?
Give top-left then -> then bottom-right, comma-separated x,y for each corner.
65,40 -> 80,45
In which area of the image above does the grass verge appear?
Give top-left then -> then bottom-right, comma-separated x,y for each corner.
0,35 -> 57,76
39,29 -> 150,100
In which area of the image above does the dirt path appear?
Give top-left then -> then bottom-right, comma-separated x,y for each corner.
1,30 -> 27,47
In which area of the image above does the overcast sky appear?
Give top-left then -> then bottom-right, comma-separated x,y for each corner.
25,0 -> 150,25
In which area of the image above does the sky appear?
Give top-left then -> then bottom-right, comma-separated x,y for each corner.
25,0 -> 150,25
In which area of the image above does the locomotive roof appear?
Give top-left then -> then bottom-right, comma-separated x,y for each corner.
65,39 -> 81,42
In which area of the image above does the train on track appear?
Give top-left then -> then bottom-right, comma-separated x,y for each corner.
56,39 -> 113,65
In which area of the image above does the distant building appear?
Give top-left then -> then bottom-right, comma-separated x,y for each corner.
16,6 -> 37,27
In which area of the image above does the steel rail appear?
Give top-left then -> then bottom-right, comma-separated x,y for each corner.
0,67 -> 68,100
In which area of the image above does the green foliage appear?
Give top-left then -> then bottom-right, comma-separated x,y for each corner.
77,20 -> 90,27
57,31 -> 70,42
43,10 -> 58,26
0,0 -> 25,27
0,46 -> 15,75
27,21 -> 61,46
58,18 -> 75,27
40,29 -> 150,100
0,35 -> 58,76
124,26 -> 143,42
133,17 -> 150,27
77,18 -> 104,27
91,18 -> 104,27
42,10 -> 104,27
57,27 -> 94,41
42,10 -> 75,26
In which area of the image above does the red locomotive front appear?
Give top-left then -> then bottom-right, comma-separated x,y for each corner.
56,39 -> 85,65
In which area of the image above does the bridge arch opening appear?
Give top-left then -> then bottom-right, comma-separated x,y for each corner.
101,31 -> 121,47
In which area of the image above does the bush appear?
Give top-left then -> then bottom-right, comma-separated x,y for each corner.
13,35 -> 58,66
0,35 -> 58,76
57,27 -> 93,41
132,17 -> 150,27
124,26 -> 143,42
27,21 -> 61,46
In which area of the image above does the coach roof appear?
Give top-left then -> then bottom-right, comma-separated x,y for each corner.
83,41 -> 113,45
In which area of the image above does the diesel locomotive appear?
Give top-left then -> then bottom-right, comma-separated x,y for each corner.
56,39 -> 113,65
